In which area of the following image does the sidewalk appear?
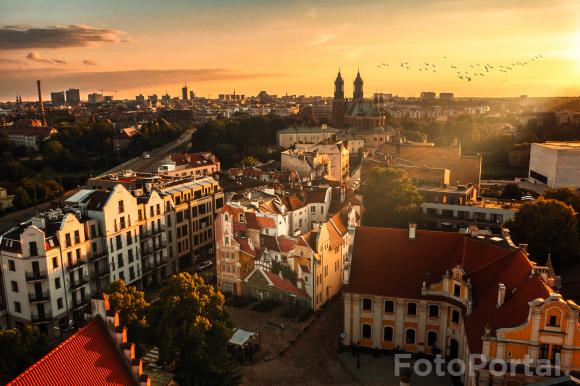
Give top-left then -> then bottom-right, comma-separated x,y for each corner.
338,352 -> 451,386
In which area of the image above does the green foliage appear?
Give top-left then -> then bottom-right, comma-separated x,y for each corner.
13,187 -> 33,209
506,198 -> 579,268
501,183 -> 522,199
271,261 -> 297,285
151,273 -> 240,386
105,280 -> 149,343
361,167 -> 423,228
542,188 -> 580,212
0,325 -> 51,384
190,114 -> 304,168
241,156 -> 259,167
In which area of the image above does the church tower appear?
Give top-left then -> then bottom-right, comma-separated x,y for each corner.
353,70 -> 363,100
332,69 -> 347,128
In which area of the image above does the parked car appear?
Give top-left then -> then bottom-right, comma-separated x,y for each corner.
196,260 -> 214,271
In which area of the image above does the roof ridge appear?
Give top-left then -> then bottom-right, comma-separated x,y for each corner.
468,248 -> 522,278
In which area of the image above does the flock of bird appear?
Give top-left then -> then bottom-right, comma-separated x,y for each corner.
376,54 -> 544,82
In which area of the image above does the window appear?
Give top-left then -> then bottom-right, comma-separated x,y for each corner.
11,281 -> 18,292
8,260 -> 15,271
539,344 -> 549,360
75,248 -> 81,261
128,249 -> 134,263
156,204 -> 161,215
126,231 -> 133,245
65,233 -> 71,247
405,329 -> 416,344
138,209 -> 143,221
55,277 -> 61,289
451,309 -> 460,324
310,206 -> 315,213
551,345 -> 562,362
117,254 -> 124,268
383,326 -> 393,342
548,315 -> 559,327
384,300 -> 394,313
239,214 -> 244,223
120,217 -> 126,229
429,304 -> 439,318
453,284 -> 461,297
74,230 -> 80,244
407,303 -> 417,315
129,266 -> 135,281
52,256 -> 58,269
427,331 -> 438,347
57,298 -> 64,310
362,298 -> 372,311
119,271 -> 125,281
116,235 -> 122,250
90,224 -> 97,238
29,241 -> 38,256
14,301 -> 21,313
118,200 -> 124,213
361,324 -> 372,339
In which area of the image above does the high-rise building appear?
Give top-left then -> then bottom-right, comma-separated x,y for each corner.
50,91 -> 65,106
136,94 -> 145,103
87,93 -> 104,104
189,90 -> 194,101
161,93 -> 171,106
65,89 -> 81,105
149,94 -> 158,105
182,84 -> 188,101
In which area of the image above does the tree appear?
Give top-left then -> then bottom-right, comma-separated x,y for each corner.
240,156 -> 259,167
13,187 -> 32,209
272,261 -> 297,284
361,167 -> 423,228
542,187 -> 580,212
105,280 -> 149,343
0,325 -> 50,384
506,198 -> 579,268
151,273 -> 240,386
501,183 -> 522,199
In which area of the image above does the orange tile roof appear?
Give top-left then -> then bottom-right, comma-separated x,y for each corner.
8,318 -> 136,386
346,226 -> 552,353
264,270 -> 309,299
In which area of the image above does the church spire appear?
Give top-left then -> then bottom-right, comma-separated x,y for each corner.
334,68 -> 344,99
353,70 -> 363,100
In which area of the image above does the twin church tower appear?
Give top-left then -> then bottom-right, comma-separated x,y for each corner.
331,69 -> 385,130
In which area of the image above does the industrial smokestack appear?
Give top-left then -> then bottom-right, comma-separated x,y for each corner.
37,80 -> 46,125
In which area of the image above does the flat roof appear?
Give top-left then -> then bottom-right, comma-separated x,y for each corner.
535,141 -> 580,150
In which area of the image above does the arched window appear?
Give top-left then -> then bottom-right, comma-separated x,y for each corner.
427,331 -> 438,347
405,329 -> 416,344
383,326 -> 393,342
362,324 -> 372,339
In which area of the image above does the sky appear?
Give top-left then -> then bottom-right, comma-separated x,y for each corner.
0,0 -> 579,101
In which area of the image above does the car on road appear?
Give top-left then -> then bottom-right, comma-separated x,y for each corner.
177,139 -> 182,143
142,152 -> 150,159
196,260 -> 214,271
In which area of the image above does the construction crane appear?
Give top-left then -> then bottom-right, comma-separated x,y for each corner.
98,89 -> 119,100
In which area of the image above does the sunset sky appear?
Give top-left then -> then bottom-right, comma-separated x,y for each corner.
1,0 -> 579,101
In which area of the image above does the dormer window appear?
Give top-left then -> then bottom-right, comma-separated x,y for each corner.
225,214 -> 229,222
548,315 -> 559,327
239,214 -> 245,223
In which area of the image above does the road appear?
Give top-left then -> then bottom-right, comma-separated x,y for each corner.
0,130 -> 193,233
102,129 -> 194,175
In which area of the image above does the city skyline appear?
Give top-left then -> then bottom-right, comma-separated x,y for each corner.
1,0 -> 580,100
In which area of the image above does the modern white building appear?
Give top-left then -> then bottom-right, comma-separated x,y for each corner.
528,142 -> 580,188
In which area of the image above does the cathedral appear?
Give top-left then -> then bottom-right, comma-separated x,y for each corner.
331,69 -> 386,130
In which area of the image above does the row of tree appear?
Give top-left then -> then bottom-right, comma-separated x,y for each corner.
105,273 -> 240,386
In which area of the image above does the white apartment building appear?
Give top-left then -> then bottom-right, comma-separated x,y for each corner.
529,142 -> 580,188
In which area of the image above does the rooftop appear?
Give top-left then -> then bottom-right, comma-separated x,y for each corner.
534,141 -> 580,151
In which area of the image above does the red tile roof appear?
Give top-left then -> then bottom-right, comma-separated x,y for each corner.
264,270 -> 309,299
8,317 -> 137,386
346,226 -> 552,353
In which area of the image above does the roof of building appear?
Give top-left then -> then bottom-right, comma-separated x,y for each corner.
277,126 -> 340,134
263,269 -> 309,298
8,317 -> 137,386
345,226 -> 552,354
245,212 -> 276,230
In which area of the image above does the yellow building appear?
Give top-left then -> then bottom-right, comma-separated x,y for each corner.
343,226 -> 580,385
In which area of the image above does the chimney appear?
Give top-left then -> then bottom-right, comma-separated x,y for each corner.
408,223 -> 417,240
497,283 -> 506,308
278,270 -> 284,280
36,80 -> 46,126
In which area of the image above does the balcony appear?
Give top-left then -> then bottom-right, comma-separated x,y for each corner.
140,229 -> 152,239
68,258 -> 87,271
31,311 -> 52,323
88,249 -> 108,261
72,297 -> 89,310
152,225 -> 166,235
28,291 -> 50,303
154,256 -> 168,268
70,275 -> 89,290
25,271 -> 47,281
142,261 -> 154,275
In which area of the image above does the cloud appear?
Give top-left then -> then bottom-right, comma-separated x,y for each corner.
308,34 -> 337,46
0,57 -> 23,64
83,59 -> 98,66
0,24 -> 130,50
0,68 -> 288,100
26,51 -> 66,64
306,8 -> 319,19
